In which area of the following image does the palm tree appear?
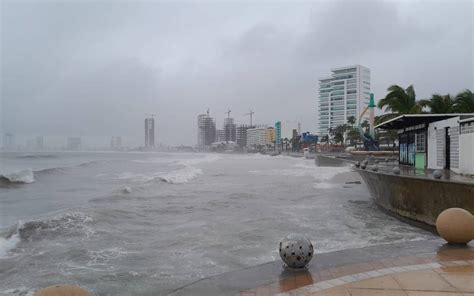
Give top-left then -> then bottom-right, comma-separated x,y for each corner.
454,89 -> 474,113
377,85 -> 423,114
347,116 -> 356,126
419,94 -> 455,113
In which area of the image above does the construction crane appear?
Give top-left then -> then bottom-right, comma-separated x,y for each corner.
225,109 -> 231,118
243,110 -> 255,127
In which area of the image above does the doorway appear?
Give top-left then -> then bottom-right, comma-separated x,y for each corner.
445,127 -> 450,169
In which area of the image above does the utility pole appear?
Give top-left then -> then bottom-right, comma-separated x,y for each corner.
244,110 -> 255,127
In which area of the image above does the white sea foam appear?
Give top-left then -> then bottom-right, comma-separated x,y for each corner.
87,247 -> 132,266
177,154 -> 221,166
158,166 -> 203,184
0,233 -> 20,258
0,287 -> 34,296
0,169 -> 35,184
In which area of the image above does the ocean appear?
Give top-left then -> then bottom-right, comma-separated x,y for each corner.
0,152 -> 435,295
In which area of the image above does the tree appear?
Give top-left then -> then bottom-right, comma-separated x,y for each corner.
321,135 -> 329,145
454,89 -> 474,113
419,94 -> 455,113
347,115 -> 356,127
377,85 -> 423,114
330,124 -> 346,145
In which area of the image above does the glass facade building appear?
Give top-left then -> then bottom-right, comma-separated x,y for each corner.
317,65 -> 371,136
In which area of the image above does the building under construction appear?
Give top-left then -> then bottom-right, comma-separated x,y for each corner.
197,111 -> 216,146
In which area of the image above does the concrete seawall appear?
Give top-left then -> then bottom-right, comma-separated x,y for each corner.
357,169 -> 474,226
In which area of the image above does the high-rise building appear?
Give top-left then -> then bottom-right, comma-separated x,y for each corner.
236,124 -> 251,147
110,136 -> 122,149
216,130 -> 226,142
67,137 -> 82,150
197,112 -> 216,146
224,117 -> 236,142
318,65 -> 371,136
145,117 -> 155,147
35,136 -> 44,150
3,133 -> 14,150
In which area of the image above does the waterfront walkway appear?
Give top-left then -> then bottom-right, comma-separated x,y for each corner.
168,239 -> 474,295
238,242 -> 473,296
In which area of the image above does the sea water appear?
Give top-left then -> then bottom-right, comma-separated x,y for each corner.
0,152 -> 435,295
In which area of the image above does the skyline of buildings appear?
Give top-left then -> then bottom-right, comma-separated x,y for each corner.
318,65 -> 371,136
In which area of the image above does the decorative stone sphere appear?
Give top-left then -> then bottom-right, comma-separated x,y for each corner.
436,208 -> 474,244
393,167 -> 401,175
279,234 -> 314,268
371,165 -> 378,172
385,158 -> 389,163
34,285 -> 90,296
355,161 -> 360,168
361,163 -> 366,170
433,170 -> 443,179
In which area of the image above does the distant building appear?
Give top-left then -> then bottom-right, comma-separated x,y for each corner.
197,112 -> 216,146
247,127 -> 275,148
216,129 -> 226,142
236,124 -> 251,147
318,65 -> 371,137
36,136 -> 44,150
145,117 -> 155,147
266,127 -> 275,144
224,118 -> 236,142
275,121 -> 281,145
110,136 -> 122,149
3,133 -> 14,150
67,137 -> 82,150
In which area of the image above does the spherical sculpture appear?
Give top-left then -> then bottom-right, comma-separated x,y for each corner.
371,165 -> 378,172
279,234 -> 314,268
385,158 -> 389,163
361,163 -> 366,170
35,285 -> 90,296
393,167 -> 401,175
355,161 -> 360,168
433,170 -> 443,179
436,208 -> 474,244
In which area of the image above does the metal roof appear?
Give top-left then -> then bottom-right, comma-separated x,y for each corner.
375,114 -> 474,130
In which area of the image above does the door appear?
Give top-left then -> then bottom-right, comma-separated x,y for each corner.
445,127 -> 450,169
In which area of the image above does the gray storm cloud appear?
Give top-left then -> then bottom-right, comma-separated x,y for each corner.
1,0 -> 473,146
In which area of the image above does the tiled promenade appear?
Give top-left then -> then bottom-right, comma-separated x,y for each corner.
240,244 -> 474,296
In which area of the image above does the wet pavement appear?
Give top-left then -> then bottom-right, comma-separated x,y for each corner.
167,239 -> 474,295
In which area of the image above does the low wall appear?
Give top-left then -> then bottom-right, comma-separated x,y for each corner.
315,154 -> 350,167
357,169 -> 474,225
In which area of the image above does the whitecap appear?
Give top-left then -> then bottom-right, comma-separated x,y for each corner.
0,233 -> 20,258
0,169 -> 35,184
158,166 -> 203,184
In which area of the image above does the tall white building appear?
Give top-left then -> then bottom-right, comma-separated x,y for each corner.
318,65 -> 371,136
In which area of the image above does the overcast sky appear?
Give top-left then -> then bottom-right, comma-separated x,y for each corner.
1,0 -> 473,147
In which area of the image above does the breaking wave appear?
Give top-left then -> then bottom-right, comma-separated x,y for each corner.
0,212 -> 94,258
158,166 -> 203,184
0,169 -> 35,184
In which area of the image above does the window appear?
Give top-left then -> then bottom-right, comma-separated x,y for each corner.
416,132 -> 426,152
